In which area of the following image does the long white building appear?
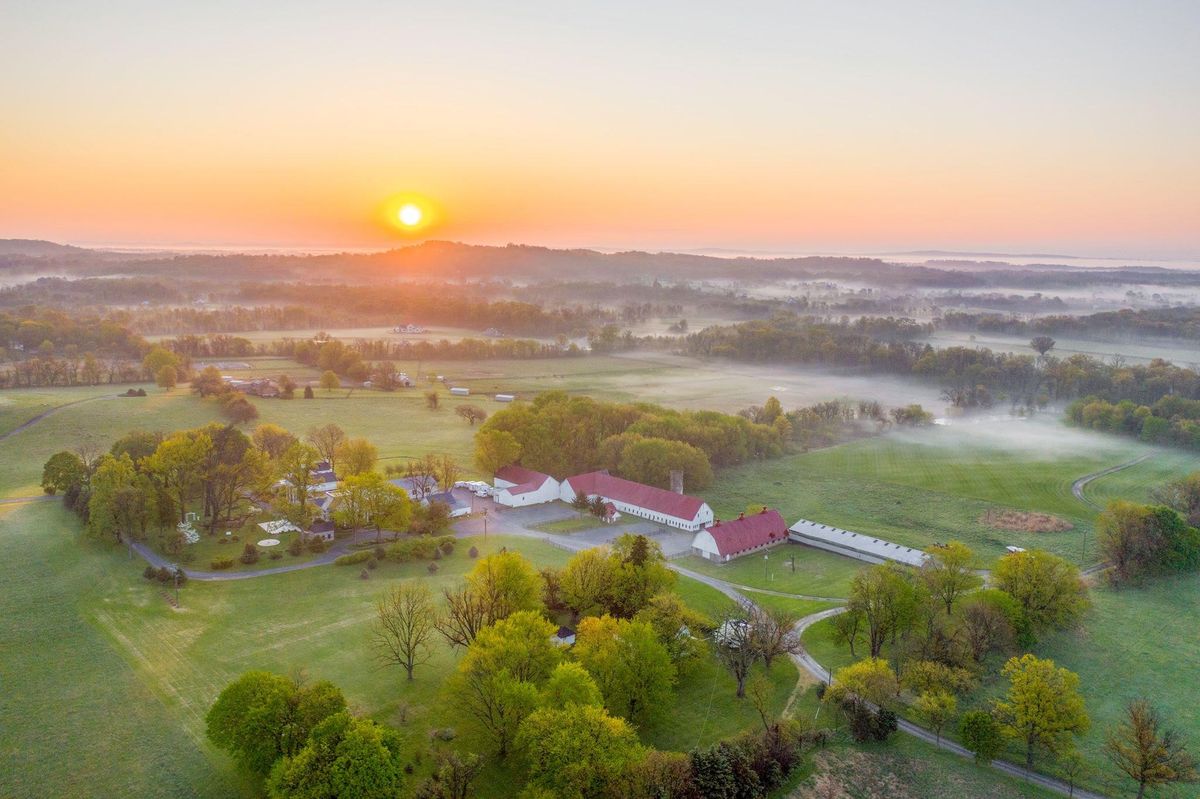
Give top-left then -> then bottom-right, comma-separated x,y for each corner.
559,470 -> 713,532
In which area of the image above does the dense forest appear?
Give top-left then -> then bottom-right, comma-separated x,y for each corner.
941,307 -> 1200,341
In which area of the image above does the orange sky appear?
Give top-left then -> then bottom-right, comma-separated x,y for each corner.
2,3 -> 1197,257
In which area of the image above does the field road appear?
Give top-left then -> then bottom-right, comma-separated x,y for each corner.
0,393 -> 115,442
1071,454 -> 1151,508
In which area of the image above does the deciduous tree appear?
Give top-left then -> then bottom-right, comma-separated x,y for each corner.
516,704 -> 644,798
993,550 -> 1088,637
993,654 -> 1090,769
1105,698 -> 1198,799
473,428 -> 522,476
266,711 -> 404,799
305,423 -> 346,472
373,582 -> 437,681
574,615 -> 675,726
921,540 -> 981,614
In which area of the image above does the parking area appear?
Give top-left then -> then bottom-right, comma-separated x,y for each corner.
491,502 -> 696,557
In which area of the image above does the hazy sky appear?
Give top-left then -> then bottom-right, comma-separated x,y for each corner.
2,1 -> 1198,256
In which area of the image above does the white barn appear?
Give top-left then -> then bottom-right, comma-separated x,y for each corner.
558,470 -> 713,532
494,465 -> 560,507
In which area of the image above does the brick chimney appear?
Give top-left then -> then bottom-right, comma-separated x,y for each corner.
669,470 -> 684,495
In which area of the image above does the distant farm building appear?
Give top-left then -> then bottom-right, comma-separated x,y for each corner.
494,465 -> 560,507
449,387 -> 470,396
691,508 -> 788,562
495,393 -> 515,402
788,519 -> 929,566
558,470 -> 713,532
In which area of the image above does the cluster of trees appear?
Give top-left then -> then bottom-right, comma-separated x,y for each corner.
826,545 -> 1090,765
686,315 -> 1200,412
1068,395 -> 1200,451
364,540 -> 815,798
822,542 -> 1199,795
42,419 -> 454,556
940,306 -> 1200,341
474,391 -> 785,488
0,308 -> 159,387
206,671 -> 409,798
1097,498 -> 1200,584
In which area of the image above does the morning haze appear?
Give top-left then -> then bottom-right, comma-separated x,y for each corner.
2,3 -> 1199,799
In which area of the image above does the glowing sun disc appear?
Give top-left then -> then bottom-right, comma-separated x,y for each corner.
397,203 -> 423,227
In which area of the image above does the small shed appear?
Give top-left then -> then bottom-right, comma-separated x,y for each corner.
495,393 -> 515,402
449,387 -> 470,396
306,520 -> 336,543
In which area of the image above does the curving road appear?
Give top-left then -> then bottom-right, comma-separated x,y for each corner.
104,494 -> 1109,795
1071,454 -> 1151,509
0,393 -> 115,443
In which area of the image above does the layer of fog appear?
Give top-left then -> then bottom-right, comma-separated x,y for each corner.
923,330 -> 1200,369
885,413 -> 1145,461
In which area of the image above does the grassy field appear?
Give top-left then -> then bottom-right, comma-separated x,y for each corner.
801,573 -> 1200,799
1085,449 -> 1200,507
680,545 -> 863,599
706,421 -> 1188,566
0,499 -> 799,799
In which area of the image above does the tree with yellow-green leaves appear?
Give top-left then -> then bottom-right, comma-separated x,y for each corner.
824,657 -> 899,709
920,540 -> 981,614
993,654 -> 1089,769
473,428 -> 522,477
912,691 -> 957,744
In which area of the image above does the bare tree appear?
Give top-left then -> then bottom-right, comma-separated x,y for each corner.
305,423 -> 346,472
1105,699 -> 1198,799
373,583 -> 437,680
403,457 -> 438,501
713,609 -> 758,698
434,454 -> 462,491
455,405 -> 488,426
748,605 -> 801,668
435,585 -> 490,649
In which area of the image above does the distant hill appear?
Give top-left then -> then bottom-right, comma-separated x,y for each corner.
0,239 -> 88,256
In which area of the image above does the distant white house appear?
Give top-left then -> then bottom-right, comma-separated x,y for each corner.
494,465 -> 560,507
691,508 -> 788,562
558,470 -> 713,532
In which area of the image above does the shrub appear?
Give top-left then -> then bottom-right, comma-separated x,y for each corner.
306,538 -> 328,554
439,538 -> 456,556
240,543 -> 259,565
334,550 -> 373,566
142,565 -> 158,580
359,568 -> 370,580
427,562 -> 439,575
288,539 -> 303,556
210,558 -> 235,570
373,545 -> 386,560
429,728 -> 456,742
367,557 -> 378,570
433,547 -> 442,560
269,550 -> 283,560
156,566 -> 172,583
468,545 -> 479,559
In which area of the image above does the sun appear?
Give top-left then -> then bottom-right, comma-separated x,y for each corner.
397,203 -> 423,227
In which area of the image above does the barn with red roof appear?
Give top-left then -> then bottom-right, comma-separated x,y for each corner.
558,470 -> 714,531
690,508 -> 788,562
493,464 -> 560,507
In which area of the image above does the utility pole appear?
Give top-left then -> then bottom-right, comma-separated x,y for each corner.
173,567 -> 181,606
789,554 -> 795,574
764,553 -> 769,581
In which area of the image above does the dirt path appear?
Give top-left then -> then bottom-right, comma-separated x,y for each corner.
1071,454 -> 1151,509
0,393 -> 115,443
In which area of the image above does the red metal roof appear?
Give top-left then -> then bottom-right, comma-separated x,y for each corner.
564,470 -> 707,521
495,464 -> 552,486
704,509 -> 787,556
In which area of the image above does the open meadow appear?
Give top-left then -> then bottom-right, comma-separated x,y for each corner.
0,497 -> 803,799
706,418 -> 1197,566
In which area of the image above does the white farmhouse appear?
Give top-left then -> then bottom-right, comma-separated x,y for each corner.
558,470 -> 713,532
493,465 -> 560,507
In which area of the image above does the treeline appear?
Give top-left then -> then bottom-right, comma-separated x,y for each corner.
0,276 -> 190,308
474,391 -> 786,488
687,315 -> 1200,410
0,307 -> 145,359
1067,395 -> 1200,450
941,306 -> 1200,341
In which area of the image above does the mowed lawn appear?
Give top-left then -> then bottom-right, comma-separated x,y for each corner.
679,545 -> 863,599
706,422 -> 1179,566
0,500 -> 800,799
